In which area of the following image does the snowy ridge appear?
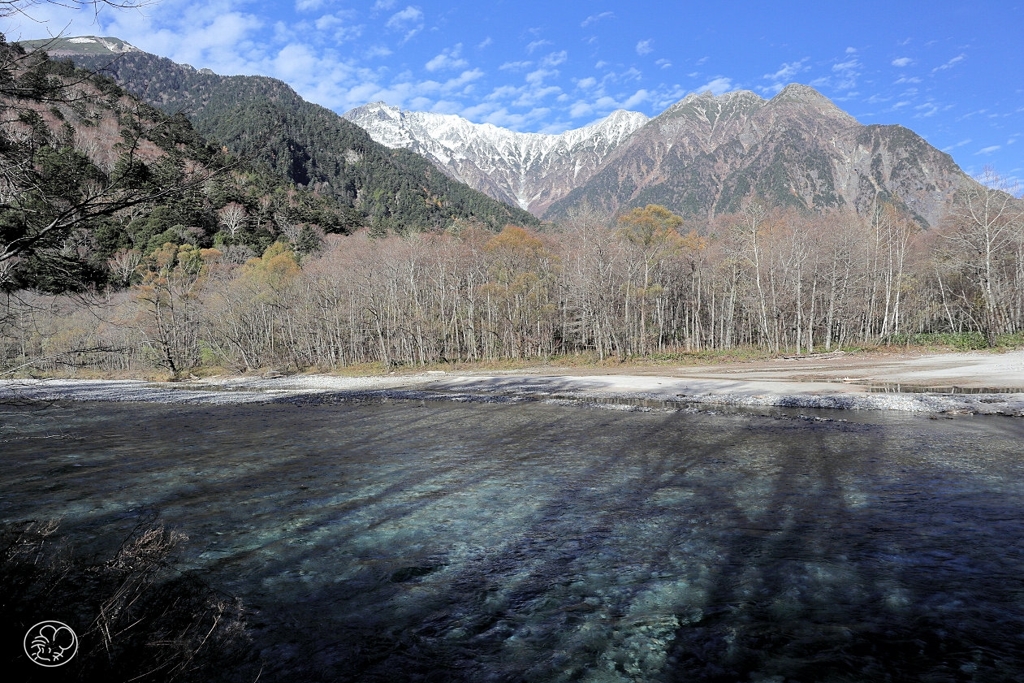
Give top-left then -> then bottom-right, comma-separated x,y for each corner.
68,37 -> 139,53
343,103 -> 649,215
25,36 -> 141,55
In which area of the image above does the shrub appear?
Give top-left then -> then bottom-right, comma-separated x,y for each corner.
0,520 -> 260,681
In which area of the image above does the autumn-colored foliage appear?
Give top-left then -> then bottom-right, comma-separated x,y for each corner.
3,194 -> 1024,376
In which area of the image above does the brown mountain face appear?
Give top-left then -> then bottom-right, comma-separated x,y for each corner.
546,84 -> 972,226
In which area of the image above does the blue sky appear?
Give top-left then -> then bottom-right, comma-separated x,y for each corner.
5,0 -> 1022,187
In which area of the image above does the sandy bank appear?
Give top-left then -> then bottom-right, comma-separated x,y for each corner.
3,350 -> 1024,415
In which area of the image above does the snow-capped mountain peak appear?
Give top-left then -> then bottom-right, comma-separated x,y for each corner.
343,104 -> 649,215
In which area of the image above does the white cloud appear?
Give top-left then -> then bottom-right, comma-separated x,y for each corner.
456,102 -> 553,132
525,68 -> 558,85
296,0 -> 326,11
313,12 -> 362,42
942,138 -> 972,152
765,61 -> 802,82
570,101 -> 594,118
831,56 -> 861,90
342,67 -> 484,113
373,0 -> 398,10
933,53 -> 966,72
538,120 -> 575,135
845,46 -> 857,54
487,108 -> 551,131
526,40 -> 552,54
445,69 -> 484,89
581,12 -> 614,27
565,86 -> 658,120
314,15 -> 340,30
478,37 -> 492,49
693,77 -> 734,96
386,6 -> 423,41
621,89 -> 649,108
620,67 -> 642,81
91,3 -> 266,77
759,58 -> 808,94
474,61 -> 581,114
958,108 -> 988,120
365,45 -> 393,59
485,85 -> 520,101
428,100 -> 462,114
387,6 -> 422,28
976,145 -> 1001,155
271,43 -> 320,80
891,57 -> 913,67
499,61 -> 532,71
425,44 -> 467,72
516,86 -> 561,106
636,39 -> 653,56
542,51 -> 567,67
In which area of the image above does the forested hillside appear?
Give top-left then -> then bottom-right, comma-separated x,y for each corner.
21,37 -> 538,233
0,36 -> 354,292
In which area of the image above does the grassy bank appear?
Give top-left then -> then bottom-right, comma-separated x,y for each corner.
5,334 -> 1024,382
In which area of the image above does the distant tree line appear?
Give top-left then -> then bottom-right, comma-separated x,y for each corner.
3,181 -> 1022,377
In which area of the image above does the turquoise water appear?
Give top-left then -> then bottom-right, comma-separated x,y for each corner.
2,398 -> 1024,681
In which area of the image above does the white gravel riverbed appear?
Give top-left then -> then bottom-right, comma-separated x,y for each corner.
3,350 -> 1024,415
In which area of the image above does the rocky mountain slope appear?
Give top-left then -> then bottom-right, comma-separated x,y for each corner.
348,85 -> 976,227
20,36 -> 538,232
548,85 -> 972,226
34,37 -> 981,228
343,103 -> 648,216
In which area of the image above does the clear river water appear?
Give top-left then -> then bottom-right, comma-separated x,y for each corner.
2,397 -> 1024,682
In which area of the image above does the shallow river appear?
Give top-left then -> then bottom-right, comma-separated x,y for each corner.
2,398 -> 1024,682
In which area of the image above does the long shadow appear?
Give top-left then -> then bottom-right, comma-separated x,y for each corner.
3,401 -> 1024,682
194,405 -> 759,682
660,413 -> 1024,682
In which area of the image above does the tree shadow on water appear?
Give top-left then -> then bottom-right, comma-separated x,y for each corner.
4,401 -> 1024,682
661,418 -> 1024,683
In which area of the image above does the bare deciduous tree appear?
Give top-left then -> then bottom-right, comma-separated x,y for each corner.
217,202 -> 248,239
941,171 -> 1024,345
0,0 -> 147,20
107,248 -> 142,286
